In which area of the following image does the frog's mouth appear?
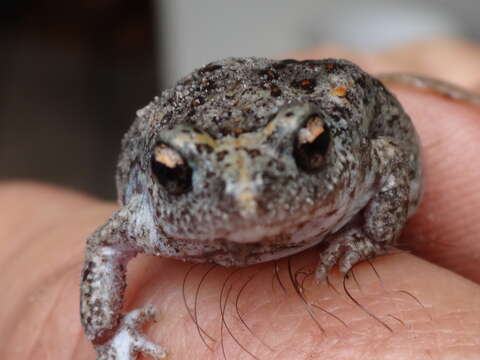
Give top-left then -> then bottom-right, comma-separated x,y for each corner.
176,229 -> 326,267
164,212 -> 333,267
224,221 -> 297,243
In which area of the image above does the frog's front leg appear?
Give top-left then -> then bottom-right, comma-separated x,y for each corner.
80,196 -> 167,360
316,138 -> 410,280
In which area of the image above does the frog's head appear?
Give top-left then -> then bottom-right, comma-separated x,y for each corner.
145,103 -> 344,247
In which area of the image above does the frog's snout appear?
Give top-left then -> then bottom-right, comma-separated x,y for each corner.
222,149 -> 263,218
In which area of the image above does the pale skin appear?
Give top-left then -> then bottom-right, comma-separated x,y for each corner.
1,41 -> 480,359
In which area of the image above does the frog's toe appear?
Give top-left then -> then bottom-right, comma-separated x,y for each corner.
337,235 -> 384,274
315,227 -> 386,282
315,239 -> 343,282
96,306 -> 167,360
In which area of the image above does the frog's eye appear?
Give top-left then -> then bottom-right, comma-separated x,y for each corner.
294,115 -> 331,171
151,144 -> 192,194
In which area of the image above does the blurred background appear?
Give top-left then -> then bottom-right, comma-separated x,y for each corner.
1,0 -> 479,199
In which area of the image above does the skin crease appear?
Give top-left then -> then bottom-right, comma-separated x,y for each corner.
1,41 -> 480,359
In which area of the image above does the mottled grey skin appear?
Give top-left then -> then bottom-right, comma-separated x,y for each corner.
80,57 -> 423,359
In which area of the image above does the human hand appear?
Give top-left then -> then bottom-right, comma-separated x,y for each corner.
1,39 -> 479,359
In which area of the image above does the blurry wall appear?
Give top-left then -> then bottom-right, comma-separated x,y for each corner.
2,0 -> 480,199
158,0 -> 479,86
0,1 -> 156,199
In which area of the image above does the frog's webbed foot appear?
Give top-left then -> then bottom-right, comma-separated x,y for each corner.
315,227 -> 386,281
96,306 -> 166,360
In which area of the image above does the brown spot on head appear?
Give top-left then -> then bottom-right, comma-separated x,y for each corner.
270,86 -> 282,97
330,86 -> 348,97
246,148 -> 261,158
216,150 -> 229,161
234,128 -> 245,136
292,79 -> 317,93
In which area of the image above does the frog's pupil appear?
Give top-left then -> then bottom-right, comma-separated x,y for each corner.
151,153 -> 192,195
294,123 -> 331,171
